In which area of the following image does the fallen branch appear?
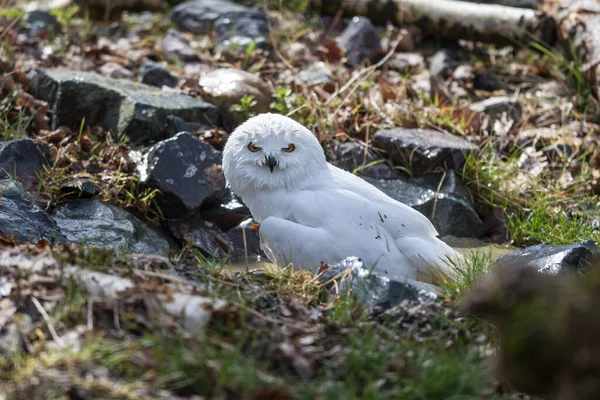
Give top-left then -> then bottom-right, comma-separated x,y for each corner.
310,0 -> 556,45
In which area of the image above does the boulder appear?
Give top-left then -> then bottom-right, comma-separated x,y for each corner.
495,240 -> 600,275
138,132 -> 227,217
372,128 -> 476,176
31,68 -> 220,144
52,200 -> 177,255
318,257 -> 442,309
329,141 -> 401,179
170,0 -> 270,52
366,170 -> 485,238
0,179 -> 65,244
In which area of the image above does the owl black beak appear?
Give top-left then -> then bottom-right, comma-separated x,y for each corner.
265,155 -> 278,173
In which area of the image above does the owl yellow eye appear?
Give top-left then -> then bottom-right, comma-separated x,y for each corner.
248,142 -> 261,152
282,144 -> 295,153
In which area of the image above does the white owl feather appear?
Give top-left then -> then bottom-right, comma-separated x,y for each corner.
222,113 -> 459,282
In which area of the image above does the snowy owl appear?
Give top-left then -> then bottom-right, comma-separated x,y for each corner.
222,113 -> 459,281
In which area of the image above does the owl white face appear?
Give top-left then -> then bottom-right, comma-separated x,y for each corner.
222,113 -> 328,193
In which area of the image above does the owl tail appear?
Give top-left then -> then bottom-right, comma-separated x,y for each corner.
395,236 -> 463,284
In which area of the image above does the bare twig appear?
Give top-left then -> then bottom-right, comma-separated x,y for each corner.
31,296 -> 65,348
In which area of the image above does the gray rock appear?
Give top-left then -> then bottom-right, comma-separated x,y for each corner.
337,16 -> 382,66
162,29 -> 200,63
170,0 -> 269,52
318,257 -> 442,309
32,68 -> 220,144
0,179 -> 65,243
98,62 -> 133,79
495,241 -> 600,275
169,215 -> 233,260
138,132 -> 227,218
372,127 -> 476,176
329,141 -> 401,179
52,200 -> 177,255
296,69 -> 335,87
366,170 -> 485,238
0,139 -> 51,183
138,60 -> 179,88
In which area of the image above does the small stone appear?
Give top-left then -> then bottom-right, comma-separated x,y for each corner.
366,170 -> 485,238
59,179 -> 101,200
162,28 -> 200,63
0,179 -> 65,244
99,62 -> 133,79
32,68 -> 220,144
52,200 -> 177,255
199,68 -> 272,114
169,215 -> 233,260
372,127 -> 476,176
0,139 -> 51,183
495,241 -> 600,275
138,60 -> 179,88
337,16 -> 382,66
138,132 -> 227,218
24,10 -> 60,36
296,68 -> 335,90
387,53 -> 425,73
318,257 -> 442,309
473,69 -> 501,91
214,14 -> 270,53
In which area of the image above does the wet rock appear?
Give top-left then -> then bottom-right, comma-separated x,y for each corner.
337,17 -> 382,66
199,68 -> 272,114
201,191 -> 250,231
0,139 -> 51,183
495,240 -> 600,275
162,115 -> 192,138
59,179 -> 101,200
162,29 -> 200,63
372,127 -> 476,176
98,62 -> 133,79
52,200 -> 176,255
32,68 -> 220,144
170,0 -> 269,52
169,215 -> 232,260
138,60 -> 179,88
329,141 -> 401,179
469,96 -> 522,135
366,170 -> 485,238
429,49 -> 456,78
226,218 -> 265,262
138,132 -> 227,218
318,257 -> 442,309
0,179 -> 65,244
387,52 -> 425,73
